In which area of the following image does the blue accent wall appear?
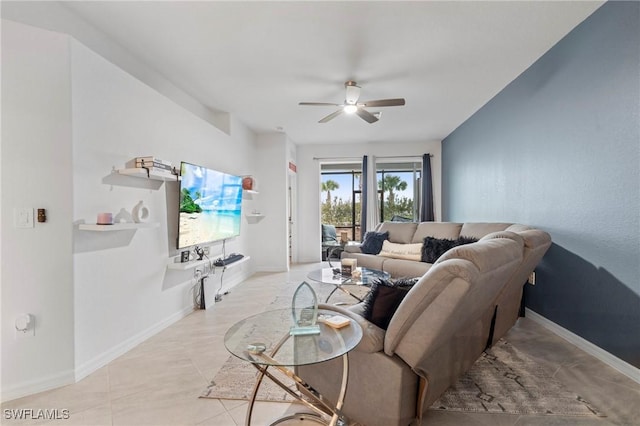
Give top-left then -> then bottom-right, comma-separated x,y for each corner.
442,1 -> 639,367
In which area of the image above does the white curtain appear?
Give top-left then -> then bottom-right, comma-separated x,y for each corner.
365,155 -> 380,232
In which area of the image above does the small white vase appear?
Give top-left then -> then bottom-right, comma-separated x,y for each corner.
132,201 -> 150,223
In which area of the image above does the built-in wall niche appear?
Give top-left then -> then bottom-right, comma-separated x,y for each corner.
242,189 -> 264,223
241,175 -> 262,221
245,212 -> 265,223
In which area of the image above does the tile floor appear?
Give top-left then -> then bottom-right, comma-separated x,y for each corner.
2,263 -> 639,426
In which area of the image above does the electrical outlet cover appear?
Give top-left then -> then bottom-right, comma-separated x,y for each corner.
14,208 -> 34,228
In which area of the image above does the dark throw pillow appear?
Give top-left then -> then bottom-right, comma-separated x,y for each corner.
360,231 -> 389,255
421,237 -> 457,263
456,235 -> 478,246
362,278 -> 418,329
421,236 -> 479,263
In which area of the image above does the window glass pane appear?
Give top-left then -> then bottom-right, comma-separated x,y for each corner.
376,162 -> 422,222
321,166 -> 361,241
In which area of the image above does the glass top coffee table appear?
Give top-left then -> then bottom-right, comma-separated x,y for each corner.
307,267 -> 390,303
225,308 -> 363,426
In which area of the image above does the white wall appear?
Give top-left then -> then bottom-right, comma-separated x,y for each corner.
1,20 -> 258,400
1,20 -> 75,401
70,39 -> 256,378
250,133 -> 290,272
0,1 -> 229,135
295,140 -> 441,263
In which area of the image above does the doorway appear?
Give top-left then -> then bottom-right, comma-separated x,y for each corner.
320,162 -> 362,258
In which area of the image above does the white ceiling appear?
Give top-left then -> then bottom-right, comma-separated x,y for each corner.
61,1 -> 604,145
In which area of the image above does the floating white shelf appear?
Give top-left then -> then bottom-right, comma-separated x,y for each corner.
117,168 -> 178,181
78,222 -> 159,231
167,255 -> 250,271
242,189 -> 259,200
245,214 -> 265,224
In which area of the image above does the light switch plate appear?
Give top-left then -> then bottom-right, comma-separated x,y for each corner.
14,208 -> 34,228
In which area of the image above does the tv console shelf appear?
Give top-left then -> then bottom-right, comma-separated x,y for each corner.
78,222 -> 159,231
167,255 -> 250,271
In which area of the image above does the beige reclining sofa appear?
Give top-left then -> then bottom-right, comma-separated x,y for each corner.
298,223 -> 551,426
343,221 -> 551,346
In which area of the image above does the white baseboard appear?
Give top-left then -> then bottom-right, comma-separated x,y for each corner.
1,368 -> 75,403
74,304 -> 194,382
525,308 -> 640,384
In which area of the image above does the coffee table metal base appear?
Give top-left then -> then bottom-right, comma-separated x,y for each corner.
269,413 -> 328,425
244,333 -> 350,426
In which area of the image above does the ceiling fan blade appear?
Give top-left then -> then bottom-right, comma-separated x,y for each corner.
355,108 -> 379,124
361,98 -> 406,107
319,109 -> 344,123
299,102 -> 342,107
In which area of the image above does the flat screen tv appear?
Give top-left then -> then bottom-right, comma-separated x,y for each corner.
177,162 -> 243,249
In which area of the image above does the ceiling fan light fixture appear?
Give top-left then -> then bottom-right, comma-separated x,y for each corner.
343,104 -> 358,114
300,81 -> 404,124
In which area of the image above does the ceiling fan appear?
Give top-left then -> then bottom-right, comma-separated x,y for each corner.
299,81 -> 405,124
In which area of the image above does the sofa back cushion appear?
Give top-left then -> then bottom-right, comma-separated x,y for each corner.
412,222 -> 462,243
377,222 -> 418,244
436,232 -> 524,271
459,223 -> 512,239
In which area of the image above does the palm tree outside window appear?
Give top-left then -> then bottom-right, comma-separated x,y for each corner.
320,163 -> 362,242
376,161 -> 422,222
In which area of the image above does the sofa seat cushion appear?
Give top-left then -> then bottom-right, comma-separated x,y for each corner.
317,304 -> 385,353
379,241 -> 423,261
361,231 -> 389,254
342,252 -> 386,271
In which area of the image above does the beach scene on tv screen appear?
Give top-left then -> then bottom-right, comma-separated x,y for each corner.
179,163 -> 242,248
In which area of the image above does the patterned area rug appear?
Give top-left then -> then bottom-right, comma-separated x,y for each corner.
431,340 -> 604,416
201,339 -> 604,417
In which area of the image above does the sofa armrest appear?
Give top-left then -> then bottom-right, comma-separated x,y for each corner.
343,243 -> 362,254
318,303 -> 385,353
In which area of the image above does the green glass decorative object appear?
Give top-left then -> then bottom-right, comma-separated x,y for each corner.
290,281 -> 320,336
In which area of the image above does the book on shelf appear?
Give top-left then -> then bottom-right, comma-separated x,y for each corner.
125,158 -> 173,171
134,156 -> 172,165
138,161 -> 173,172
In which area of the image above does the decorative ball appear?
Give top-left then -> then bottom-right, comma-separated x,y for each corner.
242,176 -> 254,190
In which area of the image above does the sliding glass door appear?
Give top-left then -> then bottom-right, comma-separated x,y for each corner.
320,163 -> 362,242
